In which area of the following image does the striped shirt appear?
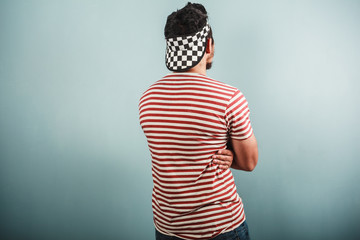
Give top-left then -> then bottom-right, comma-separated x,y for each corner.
139,72 -> 253,240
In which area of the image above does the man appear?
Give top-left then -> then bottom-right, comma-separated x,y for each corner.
139,2 -> 258,240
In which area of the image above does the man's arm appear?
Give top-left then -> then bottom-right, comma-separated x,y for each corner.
229,134 -> 258,171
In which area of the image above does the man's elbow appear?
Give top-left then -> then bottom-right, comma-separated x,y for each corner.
243,156 -> 258,172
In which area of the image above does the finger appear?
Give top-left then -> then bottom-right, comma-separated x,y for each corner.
213,159 -> 230,166
212,154 -> 232,162
218,164 -> 229,170
217,149 -> 233,156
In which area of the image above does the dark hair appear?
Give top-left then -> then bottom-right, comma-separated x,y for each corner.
164,2 -> 214,43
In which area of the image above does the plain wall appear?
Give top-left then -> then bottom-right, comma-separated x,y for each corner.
0,0 -> 359,239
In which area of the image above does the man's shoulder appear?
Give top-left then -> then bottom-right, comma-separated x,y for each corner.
204,75 -> 239,91
139,73 -> 242,104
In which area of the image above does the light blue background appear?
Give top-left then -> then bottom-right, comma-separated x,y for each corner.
0,0 -> 359,239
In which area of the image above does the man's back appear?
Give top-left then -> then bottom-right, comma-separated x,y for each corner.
139,72 -> 253,239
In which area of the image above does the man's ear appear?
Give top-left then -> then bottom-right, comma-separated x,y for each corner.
205,38 -> 212,54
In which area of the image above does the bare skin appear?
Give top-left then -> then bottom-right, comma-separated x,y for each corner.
230,135 -> 258,171
212,149 -> 234,170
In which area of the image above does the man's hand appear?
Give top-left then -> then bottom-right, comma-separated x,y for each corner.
212,149 -> 234,170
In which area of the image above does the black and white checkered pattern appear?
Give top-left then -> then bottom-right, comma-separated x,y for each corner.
166,23 -> 211,71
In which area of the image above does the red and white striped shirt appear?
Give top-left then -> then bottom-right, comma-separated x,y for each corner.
139,72 -> 253,239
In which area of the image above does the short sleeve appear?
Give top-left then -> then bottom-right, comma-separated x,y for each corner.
225,90 -> 253,140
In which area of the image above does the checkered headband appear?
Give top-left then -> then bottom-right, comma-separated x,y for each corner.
165,23 -> 211,71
